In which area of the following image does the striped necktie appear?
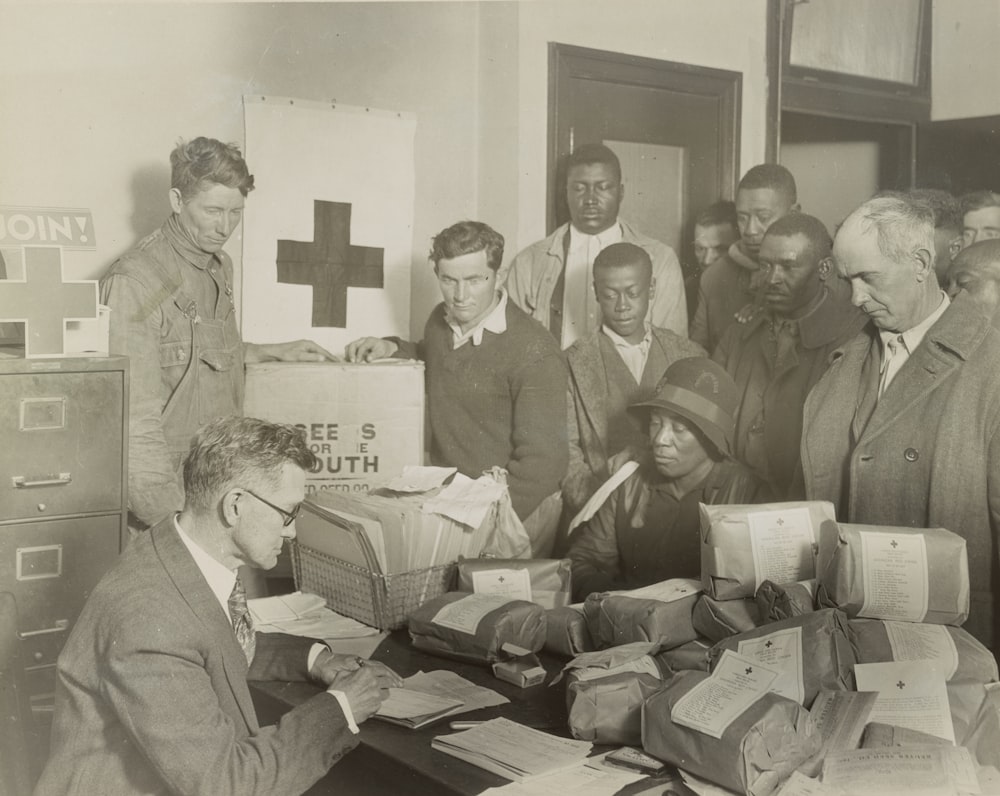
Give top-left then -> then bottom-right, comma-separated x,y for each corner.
228,575 -> 256,665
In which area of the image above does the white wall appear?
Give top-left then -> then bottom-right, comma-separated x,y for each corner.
932,0 -> 1000,120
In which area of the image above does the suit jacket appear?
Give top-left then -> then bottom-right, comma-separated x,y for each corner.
801,293 -> 1000,649
563,326 -> 704,511
35,518 -> 357,796
505,220 -> 688,340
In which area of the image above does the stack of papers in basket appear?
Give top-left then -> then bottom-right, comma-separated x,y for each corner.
432,717 -> 593,781
247,591 -> 378,638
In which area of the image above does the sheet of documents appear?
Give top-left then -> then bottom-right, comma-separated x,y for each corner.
808,689 -> 876,758
248,592 -> 379,638
822,746 -> 978,795
472,568 -> 533,602
431,717 -> 593,782
858,530 -> 929,622
884,621 -> 960,679
431,593 -> 512,634
747,506 -> 816,589
773,771 -> 845,795
566,460 -> 640,535
478,757 -> 644,796
609,577 -> 702,603
670,649 -> 780,740
853,660 -> 955,743
736,625 -> 805,704
248,591 -> 325,624
403,669 -> 508,712
375,687 -> 465,728
383,465 -> 457,493
423,473 -> 508,528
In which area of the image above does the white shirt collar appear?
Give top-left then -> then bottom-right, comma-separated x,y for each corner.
879,292 -> 950,361
601,322 -> 652,350
447,289 -> 508,348
568,222 -> 623,254
174,514 -> 237,624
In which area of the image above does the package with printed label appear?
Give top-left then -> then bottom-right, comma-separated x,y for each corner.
755,579 -> 816,624
700,501 -> 834,601
708,608 -> 855,709
642,669 -> 822,796
692,595 -> 761,643
456,557 -> 571,610
407,592 -> 545,665
815,522 -> 969,626
849,618 -> 998,684
583,589 -> 699,650
543,605 -> 594,658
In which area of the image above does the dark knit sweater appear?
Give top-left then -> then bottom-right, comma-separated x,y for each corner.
399,301 -> 568,520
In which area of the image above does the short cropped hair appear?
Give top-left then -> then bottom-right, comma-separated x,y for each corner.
949,239 -> 1000,281
695,200 -> 738,231
738,164 -> 798,206
183,416 -> 318,512
566,143 -> 622,183
763,213 -> 832,261
593,241 -> 652,277
429,221 -> 505,273
910,188 -> 962,233
961,190 -> 1000,215
170,137 -> 255,200
843,195 -> 936,264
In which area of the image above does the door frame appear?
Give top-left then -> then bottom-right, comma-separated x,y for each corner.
547,43 -> 742,235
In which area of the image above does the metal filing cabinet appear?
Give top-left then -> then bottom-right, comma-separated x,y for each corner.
0,355 -> 128,709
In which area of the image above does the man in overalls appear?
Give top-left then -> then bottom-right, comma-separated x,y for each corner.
101,136 -> 334,532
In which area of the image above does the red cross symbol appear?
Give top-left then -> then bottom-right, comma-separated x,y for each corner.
276,200 -> 384,328
0,246 -> 97,357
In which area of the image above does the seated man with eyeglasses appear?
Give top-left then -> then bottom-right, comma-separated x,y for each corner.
36,415 -> 401,796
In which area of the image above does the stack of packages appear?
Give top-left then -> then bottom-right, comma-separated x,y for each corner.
554,501 -> 1000,795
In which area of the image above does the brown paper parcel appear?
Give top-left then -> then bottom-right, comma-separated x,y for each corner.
700,501 -> 834,601
708,608 -> 855,708
642,670 -> 822,796
567,670 -> 664,745
583,591 -> 699,650
947,680 -> 1000,768
654,638 -> 712,674
848,619 -> 998,683
457,557 -> 572,610
543,605 -> 594,657
692,595 -> 761,643
755,580 -> 816,624
408,593 -> 546,665
816,522 -> 970,626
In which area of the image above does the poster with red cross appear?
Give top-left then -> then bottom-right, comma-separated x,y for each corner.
241,96 -> 415,354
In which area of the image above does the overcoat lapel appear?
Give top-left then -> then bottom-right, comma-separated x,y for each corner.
568,333 -> 610,450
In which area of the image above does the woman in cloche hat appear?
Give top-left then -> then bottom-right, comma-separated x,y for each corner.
566,356 -> 772,601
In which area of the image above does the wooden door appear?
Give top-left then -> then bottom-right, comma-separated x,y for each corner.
549,44 -> 741,260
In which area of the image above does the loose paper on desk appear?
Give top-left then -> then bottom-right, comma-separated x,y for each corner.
479,757 -> 644,796
404,669 -> 508,712
472,568 -> 533,603
432,593 -> 513,634
853,660 -> 955,743
610,576 -> 702,602
884,620 -> 959,679
808,689 -> 876,758
384,465 -> 457,493
423,473 -> 507,528
248,592 -> 378,638
670,649 -> 780,739
375,688 -> 465,728
822,746 -> 978,795
747,506 -> 815,591
858,530 -> 929,622
737,625 -> 804,703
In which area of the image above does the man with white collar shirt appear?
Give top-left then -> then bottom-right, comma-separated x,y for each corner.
505,143 -> 687,348
346,221 -> 568,556
801,194 -> 1000,651
563,242 -> 704,516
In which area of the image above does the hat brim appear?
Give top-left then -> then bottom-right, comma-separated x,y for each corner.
630,388 -> 733,458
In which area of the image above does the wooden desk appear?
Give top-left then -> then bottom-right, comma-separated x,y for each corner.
250,631 -> 571,796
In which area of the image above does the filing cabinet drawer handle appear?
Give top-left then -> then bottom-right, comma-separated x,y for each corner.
12,473 -> 73,488
19,619 -> 69,638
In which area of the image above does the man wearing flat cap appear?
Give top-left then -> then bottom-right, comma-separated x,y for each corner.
566,357 -> 771,601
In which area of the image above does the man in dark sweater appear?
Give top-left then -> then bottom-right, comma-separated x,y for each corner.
346,221 -> 568,556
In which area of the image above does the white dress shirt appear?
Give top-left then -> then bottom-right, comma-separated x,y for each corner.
602,323 -> 652,384
878,292 -> 950,397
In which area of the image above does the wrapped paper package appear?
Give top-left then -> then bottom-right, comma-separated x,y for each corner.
948,681 -> 1000,768
692,595 -> 761,643
708,608 -> 855,708
700,501 -> 834,601
654,638 -> 712,674
543,605 -> 594,657
755,580 -> 816,624
407,592 -> 545,665
456,557 -> 572,610
861,722 -> 952,748
642,670 -> 822,796
567,671 -> 663,745
848,619 -> 998,684
816,522 -> 970,626
583,591 -> 699,650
